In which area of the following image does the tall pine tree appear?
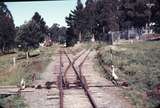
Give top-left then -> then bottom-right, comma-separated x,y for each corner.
66,0 -> 85,42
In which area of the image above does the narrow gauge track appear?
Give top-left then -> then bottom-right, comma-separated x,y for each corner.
0,47 -> 133,108
58,48 -> 97,108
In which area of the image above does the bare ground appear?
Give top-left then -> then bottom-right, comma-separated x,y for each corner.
22,54 -> 60,108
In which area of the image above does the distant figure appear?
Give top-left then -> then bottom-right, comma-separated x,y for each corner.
20,78 -> 25,90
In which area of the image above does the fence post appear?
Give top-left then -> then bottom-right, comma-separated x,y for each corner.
13,57 -> 16,67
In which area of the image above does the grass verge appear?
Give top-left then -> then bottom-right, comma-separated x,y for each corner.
95,41 -> 160,108
0,44 -> 59,107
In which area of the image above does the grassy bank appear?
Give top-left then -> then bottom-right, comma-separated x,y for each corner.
0,95 -> 27,108
95,41 -> 160,108
0,44 -> 58,108
0,45 -> 58,85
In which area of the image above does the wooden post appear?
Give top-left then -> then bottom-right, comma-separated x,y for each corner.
110,48 -> 113,61
79,32 -> 82,43
13,57 -> 16,67
26,51 -> 29,60
103,26 -> 105,33
117,56 -> 119,67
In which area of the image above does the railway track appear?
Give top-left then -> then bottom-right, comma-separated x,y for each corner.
0,47 -> 133,108
57,48 -> 132,108
58,48 -> 97,108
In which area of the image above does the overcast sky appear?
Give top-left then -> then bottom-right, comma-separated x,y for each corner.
6,0 -> 86,27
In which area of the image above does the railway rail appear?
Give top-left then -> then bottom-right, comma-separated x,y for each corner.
62,48 -> 97,108
0,47 -> 132,108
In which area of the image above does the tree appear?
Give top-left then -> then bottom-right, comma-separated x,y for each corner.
152,0 -> 160,33
15,20 -> 40,52
66,27 -> 77,46
15,12 -> 47,58
66,0 -> 85,42
49,23 -> 60,42
66,0 -> 119,43
118,0 -> 149,37
58,26 -> 67,43
49,24 -> 67,43
83,0 -> 97,41
133,0 -> 149,28
0,2 -> 15,53
94,0 -> 119,41
32,12 -> 48,42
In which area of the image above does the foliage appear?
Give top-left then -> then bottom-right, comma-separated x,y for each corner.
152,0 -> 160,33
118,0 -> 149,30
15,12 -> 47,52
49,23 -> 67,43
65,0 -> 85,42
0,2 -> 15,53
49,23 -> 60,42
66,0 -> 119,43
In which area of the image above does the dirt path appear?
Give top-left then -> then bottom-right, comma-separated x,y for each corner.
22,54 -> 60,108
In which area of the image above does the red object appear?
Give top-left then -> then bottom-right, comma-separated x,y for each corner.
142,34 -> 160,41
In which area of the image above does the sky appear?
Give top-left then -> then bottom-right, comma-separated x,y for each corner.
6,0 -> 86,27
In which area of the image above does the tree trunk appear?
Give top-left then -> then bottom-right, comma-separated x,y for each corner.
108,32 -> 113,45
137,28 -> 142,40
26,51 -> 29,60
126,28 -> 129,40
79,32 -> 82,43
103,26 -> 105,33
2,42 -> 6,54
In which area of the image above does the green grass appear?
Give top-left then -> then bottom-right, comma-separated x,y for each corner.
0,95 -> 27,108
95,41 -> 160,108
0,45 -> 58,85
0,44 -> 59,108
0,53 -> 16,71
